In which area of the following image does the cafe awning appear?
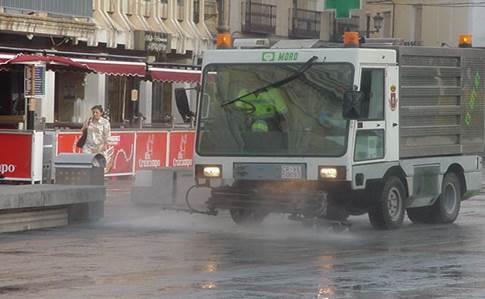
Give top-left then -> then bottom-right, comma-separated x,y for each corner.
149,67 -> 201,83
1,54 -> 92,72
0,53 -> 14,63
0,53 -> 201,82
73,58 -> 146,77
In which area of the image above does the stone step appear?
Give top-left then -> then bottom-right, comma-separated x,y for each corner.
0,209 -> 67,233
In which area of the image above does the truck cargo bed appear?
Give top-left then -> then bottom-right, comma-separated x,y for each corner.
397,47 -> 485,158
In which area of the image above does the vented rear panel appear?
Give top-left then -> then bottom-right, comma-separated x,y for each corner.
398,47 -> 485,158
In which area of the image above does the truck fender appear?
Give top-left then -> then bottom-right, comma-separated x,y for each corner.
446,164 -> 466,195
382,166 -> 409,199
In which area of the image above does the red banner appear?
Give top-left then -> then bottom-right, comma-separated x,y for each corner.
0,133 -> 32,179
56,130 -> 195,176
168,131 -> 195,168
135,132 -> 168,170
57,132 -> 82,154
105,132 -> 136,175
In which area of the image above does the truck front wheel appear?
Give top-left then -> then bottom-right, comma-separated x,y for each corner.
368,176 -> 406,230
230,209 -> 268,225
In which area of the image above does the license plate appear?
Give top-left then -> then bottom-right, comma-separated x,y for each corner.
281,165 -> 302,179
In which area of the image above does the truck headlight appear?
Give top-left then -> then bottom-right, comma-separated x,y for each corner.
204,167 -> 221,177
195,165 -> 222,178
319,166 -> 346,180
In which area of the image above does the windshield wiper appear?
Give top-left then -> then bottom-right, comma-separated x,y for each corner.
220,56 -> 319,108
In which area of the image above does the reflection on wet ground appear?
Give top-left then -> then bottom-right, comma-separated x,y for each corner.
1,178 -> 485,298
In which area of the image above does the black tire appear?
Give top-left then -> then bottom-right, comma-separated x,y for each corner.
368,176 -> 406,230
430,172 -> 461,223
229,209 -> 268,225
407,206 -> 433,224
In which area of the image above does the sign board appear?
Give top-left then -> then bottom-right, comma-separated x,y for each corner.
134,30 -> 170,54
325,0 -> 361,18
135,132 -> 168,170
105,132 -> 136,175
168,131 -> 195,168
24,65 -> 46,96
0,133 -> 33,180
57,132 -> 83,154
56,130 -> 195,176
58,131 -> 136,176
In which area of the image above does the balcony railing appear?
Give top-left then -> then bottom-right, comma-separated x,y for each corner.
241,1 -> 276,35
289,8 -> 321,39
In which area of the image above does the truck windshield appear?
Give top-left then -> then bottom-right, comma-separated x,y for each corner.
197,63 -> 354,156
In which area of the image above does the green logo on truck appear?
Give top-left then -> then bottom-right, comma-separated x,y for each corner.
262,52 -> 299,62
463,72 -> 481,127
262,52 -> 275,62
464,71 -> 481,126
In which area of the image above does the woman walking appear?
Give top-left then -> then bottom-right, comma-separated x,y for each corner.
81,105 -> 111,157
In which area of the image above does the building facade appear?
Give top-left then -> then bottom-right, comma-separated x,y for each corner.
0,0 -> 215,129
220,0 -> 367,45
365,0 -> 485,47
0,0 -> 398,130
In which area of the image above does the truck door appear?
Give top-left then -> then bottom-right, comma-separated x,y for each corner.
354,66 -> 399,163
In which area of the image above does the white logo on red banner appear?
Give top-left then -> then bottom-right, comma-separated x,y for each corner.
173,133 -> 192,167
139,134 -> 161,168
0,164 -> 16,174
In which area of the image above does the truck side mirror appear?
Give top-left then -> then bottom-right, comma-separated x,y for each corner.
175,88 -> 195,123
343,90 -> 365,120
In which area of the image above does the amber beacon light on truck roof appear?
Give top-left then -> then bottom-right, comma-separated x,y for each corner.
343,32 -> 360,47
459,34 -> 472,48
215,32 -> 233,49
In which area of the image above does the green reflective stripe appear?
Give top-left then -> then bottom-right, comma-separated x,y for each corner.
236,87 -> 288,118
235,89 -> 257,110
234,101 -> 253,110
251,97 -> 277,118
265,89 -> 287,114
251,120 -> 269,132
237,89 -> 258,101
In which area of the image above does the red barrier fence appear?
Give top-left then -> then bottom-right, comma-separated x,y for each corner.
0,132 -> 33,179
57,130 -> 195,176
135,131 -> 168,171
0,131 -> 43,182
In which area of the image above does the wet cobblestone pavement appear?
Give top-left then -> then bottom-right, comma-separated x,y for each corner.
1,177 -> 485,298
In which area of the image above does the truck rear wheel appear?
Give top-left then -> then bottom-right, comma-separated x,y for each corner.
230,209 -> 268,225
430,172 -> 461,223
368,176 -> 406,230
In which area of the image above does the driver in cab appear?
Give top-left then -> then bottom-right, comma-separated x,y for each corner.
234,76 -> 289,133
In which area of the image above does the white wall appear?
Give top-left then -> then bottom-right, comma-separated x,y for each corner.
271,0 -> 292,37
419,6 -> 469,47
229,0 -> 242,34
83,73 -> 106,121
370,0 -> 478,47
139,81 -> 153,124
471,6 -> 485,47
42,70 -> 55,123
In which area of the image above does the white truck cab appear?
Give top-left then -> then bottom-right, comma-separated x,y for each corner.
192,44 -> 483,230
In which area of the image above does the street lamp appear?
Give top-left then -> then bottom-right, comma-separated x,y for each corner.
373,13 -> 384,33
366,12 -> 384,38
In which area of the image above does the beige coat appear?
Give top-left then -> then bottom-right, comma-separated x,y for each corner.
82,117 -> 111,156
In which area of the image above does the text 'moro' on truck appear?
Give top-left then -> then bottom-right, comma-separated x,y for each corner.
190,32 -> 484,230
